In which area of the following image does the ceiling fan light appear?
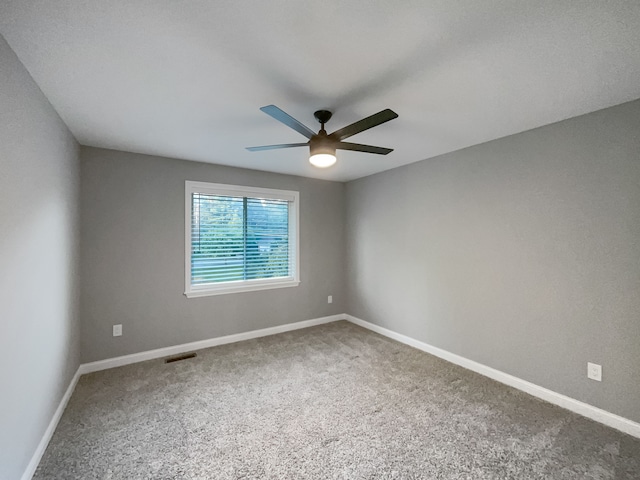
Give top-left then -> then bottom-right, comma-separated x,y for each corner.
309,153 -> 337,168
309,139 -> 336,168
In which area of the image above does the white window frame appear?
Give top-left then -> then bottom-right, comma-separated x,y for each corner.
185,181 -> 300,298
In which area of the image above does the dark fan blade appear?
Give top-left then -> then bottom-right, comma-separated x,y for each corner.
335,142 -> 393,155
329,109 -> 398,141
246,143 -> 308,152
260,105 -> 316,139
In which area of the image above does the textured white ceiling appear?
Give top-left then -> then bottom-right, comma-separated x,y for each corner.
2,1 -> 640,181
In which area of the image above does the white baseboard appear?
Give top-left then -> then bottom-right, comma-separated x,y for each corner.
345,314 -> 640,439
79,314 -> 346,374
21,367 -> 82,480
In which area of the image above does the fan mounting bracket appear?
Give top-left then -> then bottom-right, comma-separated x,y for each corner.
314,110 -> 333,125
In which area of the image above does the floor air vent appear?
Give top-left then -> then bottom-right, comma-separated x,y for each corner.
165,352 -> 197,364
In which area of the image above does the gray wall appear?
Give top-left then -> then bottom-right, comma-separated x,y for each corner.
0,35 -> 80,479
346,99 -> 640,423
80,147 -> 346,363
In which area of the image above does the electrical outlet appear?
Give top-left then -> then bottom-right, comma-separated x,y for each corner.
328,295 -> 333,304
587,362 -> 602,382
113,324 -> 123,337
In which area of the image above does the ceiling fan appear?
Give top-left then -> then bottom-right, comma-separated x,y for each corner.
246,105 -> 398,168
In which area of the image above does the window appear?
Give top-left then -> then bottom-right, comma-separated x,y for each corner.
185,181 -> 299,297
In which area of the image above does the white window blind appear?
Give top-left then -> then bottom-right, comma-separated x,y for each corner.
185,182 -> 299,297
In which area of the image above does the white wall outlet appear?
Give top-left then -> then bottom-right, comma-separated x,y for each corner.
328,295 -> 333,304
587,362 -> 602,382
113,324 -> 123,337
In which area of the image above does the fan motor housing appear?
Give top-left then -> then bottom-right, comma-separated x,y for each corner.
309,134 -> 336,156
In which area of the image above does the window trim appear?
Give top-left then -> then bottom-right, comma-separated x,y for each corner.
184,181 -> 300,298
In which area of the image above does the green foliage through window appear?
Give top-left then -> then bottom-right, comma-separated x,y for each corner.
191,194 -> 290,285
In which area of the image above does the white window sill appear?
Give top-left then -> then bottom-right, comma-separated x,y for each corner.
185,279 -> 300,298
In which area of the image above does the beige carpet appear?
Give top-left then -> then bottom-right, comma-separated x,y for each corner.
35,321 -> 640,479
